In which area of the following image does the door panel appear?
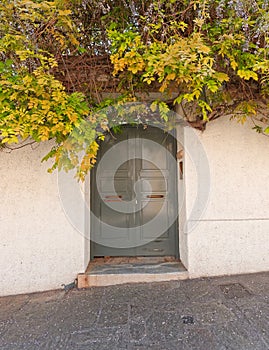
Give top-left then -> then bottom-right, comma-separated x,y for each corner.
91,125 -> 178,257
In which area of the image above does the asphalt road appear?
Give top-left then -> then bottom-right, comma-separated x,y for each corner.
0,272 -> 268,349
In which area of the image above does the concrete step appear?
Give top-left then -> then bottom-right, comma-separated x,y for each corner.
77,258 -> 189,288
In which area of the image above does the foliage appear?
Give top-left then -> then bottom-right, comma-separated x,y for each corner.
107,0 -> 269,129
1,0 -> 269,180
0,0 -> 103,179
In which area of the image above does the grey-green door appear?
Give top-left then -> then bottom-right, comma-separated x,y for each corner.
91,125 -> 178,257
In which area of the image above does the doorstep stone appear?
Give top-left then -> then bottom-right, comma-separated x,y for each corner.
77,259 -> 189,288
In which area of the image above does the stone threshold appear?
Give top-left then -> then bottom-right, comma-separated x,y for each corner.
77,257 -> 189,288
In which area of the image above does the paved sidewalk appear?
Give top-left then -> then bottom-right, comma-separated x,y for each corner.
0,272 -> 268,350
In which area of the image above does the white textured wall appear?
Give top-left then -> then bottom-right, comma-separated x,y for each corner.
1,117 -> 269,296
184,116 -> 269,277
0,142 -> 85,296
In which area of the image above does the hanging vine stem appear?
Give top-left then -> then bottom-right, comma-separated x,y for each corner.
1,140 -> 37,152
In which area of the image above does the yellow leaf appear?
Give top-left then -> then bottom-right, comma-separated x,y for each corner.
231,60 -> 238,70
237,69 -> 258,81
166,72 -> 176,80
58,9 -> 71,16
193,18 -> 204,27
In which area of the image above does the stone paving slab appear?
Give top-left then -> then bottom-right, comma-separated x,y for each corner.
0,272 -> 268,350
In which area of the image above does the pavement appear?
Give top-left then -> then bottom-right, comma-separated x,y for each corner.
0,272 -> 268,350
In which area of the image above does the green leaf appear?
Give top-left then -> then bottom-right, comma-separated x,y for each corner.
214,72 -> 229,83
264,126 -> 269,134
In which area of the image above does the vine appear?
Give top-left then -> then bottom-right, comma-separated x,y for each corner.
1,0 -> 269,180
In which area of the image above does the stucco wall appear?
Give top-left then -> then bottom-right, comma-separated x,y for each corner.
0,142 -> 85,296
1,117 -> 269,296
184,116 -> 269,277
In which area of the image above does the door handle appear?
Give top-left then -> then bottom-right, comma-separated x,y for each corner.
147,194 -> 164,199
104,195 -> 122,202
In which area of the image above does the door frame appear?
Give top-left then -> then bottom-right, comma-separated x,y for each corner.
87,124 -> 182,261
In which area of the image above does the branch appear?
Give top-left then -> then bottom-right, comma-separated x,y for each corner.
2,140 -> 37,152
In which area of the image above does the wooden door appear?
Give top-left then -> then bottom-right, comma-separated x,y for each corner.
91,125 -> 178,257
